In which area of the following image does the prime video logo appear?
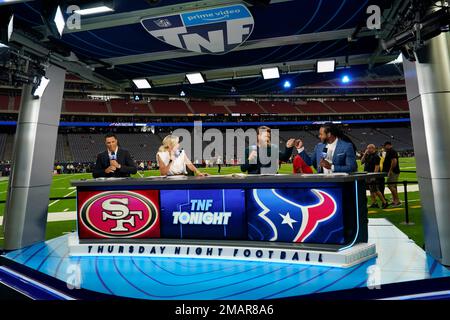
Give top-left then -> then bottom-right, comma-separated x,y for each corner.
184,7 -> 243,23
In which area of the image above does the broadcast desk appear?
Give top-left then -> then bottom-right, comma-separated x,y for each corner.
69,173 -> 382,267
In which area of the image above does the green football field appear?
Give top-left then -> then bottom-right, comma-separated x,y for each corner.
0,157 -> 423,248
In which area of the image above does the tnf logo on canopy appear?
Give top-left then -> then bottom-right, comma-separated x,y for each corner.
78,190 -> 160,239
141,4 -> 254,54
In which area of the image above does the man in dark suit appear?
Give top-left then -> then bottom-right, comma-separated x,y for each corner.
241,126 -> 295,174
93,133 -> 137,178
301,124 -> 357,173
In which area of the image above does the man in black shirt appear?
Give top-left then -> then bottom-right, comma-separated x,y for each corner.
382,141 -> 401,207
361,144 -> 388,209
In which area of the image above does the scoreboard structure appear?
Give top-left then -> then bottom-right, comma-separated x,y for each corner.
69,174 -> 378,267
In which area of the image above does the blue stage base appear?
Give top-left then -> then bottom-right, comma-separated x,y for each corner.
1,219 -> 450,300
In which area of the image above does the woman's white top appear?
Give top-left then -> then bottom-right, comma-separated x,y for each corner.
156,150 -> 188,175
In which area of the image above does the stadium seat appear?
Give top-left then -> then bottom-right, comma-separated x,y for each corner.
65,100 -> 108,113
259,101 -> 300,114
0,96 -> 9,110
151,100 -> 191,114
110,99 -> 152,114
227,101 -> 264,113
189,101 -> 229,114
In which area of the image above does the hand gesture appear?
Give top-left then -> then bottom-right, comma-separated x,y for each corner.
295,139 -> 304,149
110,160 -> 120,168
319,159 -> 332,170
286,138 -> 296,148
248,150 -> 258,162
105,166 -> 116,174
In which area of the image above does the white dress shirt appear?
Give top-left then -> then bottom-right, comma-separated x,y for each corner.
157,150 -> 188,175
323,138 -> 338,174
107,146 -> 119,159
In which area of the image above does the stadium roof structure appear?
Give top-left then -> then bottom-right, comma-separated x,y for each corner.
4,0 -> 407,97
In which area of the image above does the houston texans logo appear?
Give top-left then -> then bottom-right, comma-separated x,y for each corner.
252,189 -> 337,242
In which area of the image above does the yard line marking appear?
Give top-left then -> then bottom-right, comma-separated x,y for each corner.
48,189 -> 76,207
48,200 -> 60,207
64,208 -> 69,212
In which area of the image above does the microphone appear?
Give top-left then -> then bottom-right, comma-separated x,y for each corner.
110,151 -> 117,160
321,146 -> 328,160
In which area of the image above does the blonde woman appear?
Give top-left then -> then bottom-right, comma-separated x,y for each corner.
156,135 -> 206,176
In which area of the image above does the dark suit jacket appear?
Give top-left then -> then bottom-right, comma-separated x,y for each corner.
93,148 -> 137,178
301,140 -> 357,173
240,144 -> 293,174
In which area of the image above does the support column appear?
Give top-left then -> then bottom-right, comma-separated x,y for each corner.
403,30 -> 450,265
2,64 -> 66,250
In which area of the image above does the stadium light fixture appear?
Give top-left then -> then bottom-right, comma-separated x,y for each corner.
42,4 -> 66,38
341,75 -> 351,84
283,80 -> 292,89
74,1 -> 115,15
261,67 -> 280,79
33,76 -> 50,98
0,12 -> 14,45
388,53 -> 403,64
132,78 -> 152,89
316,59 -> 336,73
133,94 -> 143,101
7,14 -> 13,42
180,90 -> 186,97
53,6 -> 65,36
186,72 -> 205,84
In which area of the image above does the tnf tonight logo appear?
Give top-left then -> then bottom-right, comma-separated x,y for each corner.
79,191 -> 160,238
141,4 -> 254,54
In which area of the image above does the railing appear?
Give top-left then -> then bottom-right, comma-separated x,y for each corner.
367,177 -> 418,225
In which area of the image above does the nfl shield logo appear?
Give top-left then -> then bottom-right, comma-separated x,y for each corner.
154,18 -> 172,28
141,4 -> 254,54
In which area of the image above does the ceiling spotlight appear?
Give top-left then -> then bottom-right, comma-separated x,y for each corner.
316,60 -> 336,73
341,75 -> 351,84
186,72 -> 205,84
180,90 -> 186,97
283,80 -> 291,89
132,78 -> 152,89
261,67 -> 280,79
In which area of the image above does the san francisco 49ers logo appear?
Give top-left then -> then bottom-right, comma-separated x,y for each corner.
80,191 -> 158,238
